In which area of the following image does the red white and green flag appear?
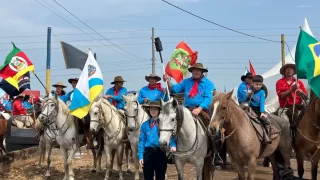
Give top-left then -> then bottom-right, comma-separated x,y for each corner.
0,43 -> 35,90
165,41 -> 198,83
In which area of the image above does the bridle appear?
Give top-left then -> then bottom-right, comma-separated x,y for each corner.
124,100 -> 145,131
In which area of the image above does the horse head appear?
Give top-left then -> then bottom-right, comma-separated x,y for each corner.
38,94 -> 59,125
89,98 -> 103,133
158,98 -> 181,150
122,93 -> 139,132
208,89 -> 234,137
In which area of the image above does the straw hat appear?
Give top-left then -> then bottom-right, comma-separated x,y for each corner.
111,76 -> 126,84
145,73 -> 161,82
188,63 -> 208,73
280,63 -> 296,75
14,94 -> 25,99
241,72 -> 253,81
52,81 -> 67,88
68,78 -> 79,84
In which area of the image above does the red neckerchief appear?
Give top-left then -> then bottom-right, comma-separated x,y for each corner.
188,76 -> 203,98
148,83 -> 163,92
112,87 -> 119,107
150,119 -> 159,128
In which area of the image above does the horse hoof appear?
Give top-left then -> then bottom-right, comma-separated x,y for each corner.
91,169 -> 96,173
126,169 -> 132,173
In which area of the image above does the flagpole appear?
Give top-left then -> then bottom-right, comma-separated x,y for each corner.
34,74 -> 47,91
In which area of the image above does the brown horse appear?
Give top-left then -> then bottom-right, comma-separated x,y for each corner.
294,91 -> 320,180
0,118 -> 7,155
208,90 -> 291,180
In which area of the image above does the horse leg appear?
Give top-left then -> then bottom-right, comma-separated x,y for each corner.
268,154 -> 280,180
195,159 -> 204,180
296,148 -> 305,178
174,159 -> 185,180
247,158 -> 257,180
233,162 -> 245,180
117,144 -> 124,180
97,148 -> 103,173
125,143 -> 131,173
104,146 -> 112,180
37,138 -> 45,168
310,153 -> 320,180
91,148 -> 97,172
45,143 -> 53,178
61,148 -> 69,180
66,144 -> 77,180
110,149 -> 116,174
131,146 -> 139,180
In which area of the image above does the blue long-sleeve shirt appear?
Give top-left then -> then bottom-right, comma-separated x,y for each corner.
249,89 -> 266,113
52,90 -> 73,104
4,101 -> 12,111
23,101 -> 32,109
171,77 -> 214,110
137,86 -> 168,104
237,82 -> 251,104
105,87 -> 127,110
138,118 -> 176,160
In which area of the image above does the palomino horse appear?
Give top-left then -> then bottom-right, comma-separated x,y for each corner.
208,90 -> 291,180
38,94 -> 79,180
89,98 -> 127,180
158,98 -> 213,180
294,92 -> 320,180
122,93 -> 149,180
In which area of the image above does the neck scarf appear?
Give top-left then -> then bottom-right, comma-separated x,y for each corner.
188,76 -> 203,98
112,86 -> 119,107
150,119 -> 159,128
148,83 -> 163,92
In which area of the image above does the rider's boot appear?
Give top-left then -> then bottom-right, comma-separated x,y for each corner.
262,125 -> 272,144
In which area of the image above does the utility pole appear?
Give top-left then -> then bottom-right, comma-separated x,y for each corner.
281,34 -> 285,66
152,27 -> 156,73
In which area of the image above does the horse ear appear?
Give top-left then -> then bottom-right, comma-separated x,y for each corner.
172,98 -> 178,109
160,98 -> 165,107
134,93 -> 139,100
225,89 -> 234,100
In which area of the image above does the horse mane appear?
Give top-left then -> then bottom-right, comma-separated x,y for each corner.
42,96 -> 74,124
100,97 -> 118,112
162,100 -> 185,132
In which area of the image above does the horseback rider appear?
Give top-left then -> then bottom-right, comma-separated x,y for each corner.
138,101 -> 176,180
64,78 -> 79,106
51,81 -> 68,103
276,63 -> 308,121
237,72 -> 253,104
12,94 -> 34,128
104,76 -> 127,110
249,75 -> 271,144
138,73 -> 168,104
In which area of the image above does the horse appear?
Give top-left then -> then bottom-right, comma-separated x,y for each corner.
294,91 -> 320,180
208,90 -> 292,180
89,97 -> 127,180
38,93 -> 79,180
158,98 -> 213,180
122,93 -> 149,180
0,118 -> 7,156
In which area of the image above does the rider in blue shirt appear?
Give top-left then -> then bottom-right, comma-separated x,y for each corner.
237,72 -> 253,104
104,76 -> 127,110
249,75 -> 271,144
163,63 -> 214,116
138,101 -> 176,180
137,73 -> 168,104
51,81 -> 68,103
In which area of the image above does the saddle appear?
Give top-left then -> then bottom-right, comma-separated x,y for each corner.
243,107 -> 281,142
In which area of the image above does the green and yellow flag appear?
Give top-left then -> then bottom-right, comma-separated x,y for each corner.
295,29 -> 320,98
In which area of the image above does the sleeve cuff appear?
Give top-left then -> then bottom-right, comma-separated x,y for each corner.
138,154 -> 143,160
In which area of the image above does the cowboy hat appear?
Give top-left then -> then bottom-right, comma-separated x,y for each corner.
68,78 -> 79,84
14,94 -> 25,99
145,73 -> 161,82
188,63 -> 208,73
142,101 -> 162,109
111,76 -> 126,84
280,63 -> 296,75
241,72 -> 253,81
52,81 -> 67,88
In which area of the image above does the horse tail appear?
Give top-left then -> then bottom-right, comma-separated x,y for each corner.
202,151 -> 214,180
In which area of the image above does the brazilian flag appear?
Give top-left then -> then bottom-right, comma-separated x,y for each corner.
295,29 -> 320,98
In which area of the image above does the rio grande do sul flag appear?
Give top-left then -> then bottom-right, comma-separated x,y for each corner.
0,43 -> 34,90
165,41 -> 198,83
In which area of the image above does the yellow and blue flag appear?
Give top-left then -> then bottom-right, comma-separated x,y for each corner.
69,50 -> 103,119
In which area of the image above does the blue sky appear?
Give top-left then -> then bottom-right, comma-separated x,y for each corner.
0,0 -> 319,95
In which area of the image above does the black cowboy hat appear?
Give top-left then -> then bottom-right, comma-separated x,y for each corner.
280,63 -> 296,75
145,73 -> 161,82
188,63 -> 208,73
241,73 -> 253,81
142,101 -> 162,109
68,78 -> 79,84
111,76 -> 126,84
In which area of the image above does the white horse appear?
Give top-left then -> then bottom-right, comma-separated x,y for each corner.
158,98 -> 212,180
38,94 -> 79,180
122,93 -> 149,180
89,98 -> 127,180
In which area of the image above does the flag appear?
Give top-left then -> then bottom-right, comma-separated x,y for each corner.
0,43 -> 34,90
69,50 -> 103,119
295,29 -> 320,98
61,41 -> 88,70
249,60 -> 256,76
0,72 -> 31,97
165,41 -> 198,83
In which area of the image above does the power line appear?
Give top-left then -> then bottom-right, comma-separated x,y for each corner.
155,28 -> 320,31
161,0 -> 280,43
52,0 -> 147,60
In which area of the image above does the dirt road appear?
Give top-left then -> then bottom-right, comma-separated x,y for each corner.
0,148 -> 318,180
